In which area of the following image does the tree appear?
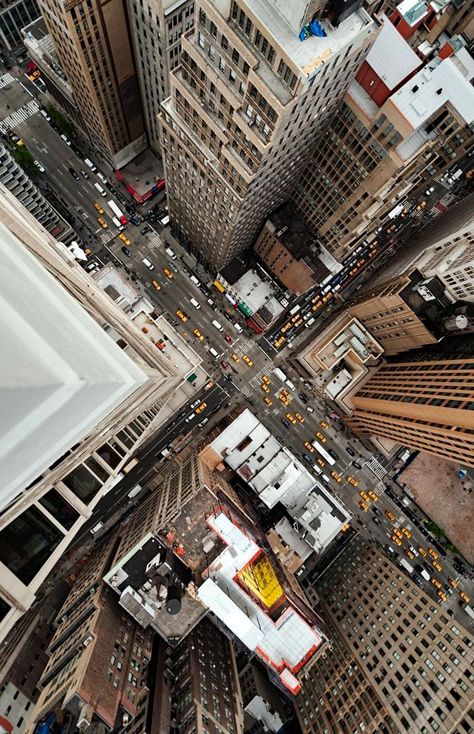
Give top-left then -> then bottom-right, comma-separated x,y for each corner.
46,105 -> 76,139
424,520 -> 445,538
12,145 -> 36,175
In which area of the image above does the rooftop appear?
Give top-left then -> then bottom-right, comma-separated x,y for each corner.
388,50 -> 474,130
365,16 -> 421,90
209,409 -> 351,553
197,509 -> 326,694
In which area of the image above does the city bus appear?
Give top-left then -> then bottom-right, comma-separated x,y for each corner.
108,199 -> 127,225
311,440 -> 336,466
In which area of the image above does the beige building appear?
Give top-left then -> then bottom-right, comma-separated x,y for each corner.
37,0 -> 146,167
293,16 -> 474,259
296,535 -> 474,733
160,0 -> 378,270
127,0 -> 195,152
347,335 -> 474,467
0,186 -> 198,643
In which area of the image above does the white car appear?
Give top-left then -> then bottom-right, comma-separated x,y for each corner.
190,399 -> 201,409
33,160 -> 45,172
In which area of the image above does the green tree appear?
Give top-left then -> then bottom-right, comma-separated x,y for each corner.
12,145 -> 36,175
424,520 -> 445,538
46,105 -> 76,139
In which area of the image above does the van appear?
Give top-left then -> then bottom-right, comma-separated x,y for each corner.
40,109 -> 51,122
322,474 -> 330,483
305,317 -> 315,328
94,182 -> 106,197
313,465 -> 322,474
212,320 -> 223,332
97,172 -> 106,184
142,257 -> 154,271
233,322 -> 243,333
190,297 -> 201,310
160,214 -> 170,226
209,347 -> 220,358
84,158 -> 97,172
61,133 -> 71,146
190,274 -> 201,286
165,246 -> 176,260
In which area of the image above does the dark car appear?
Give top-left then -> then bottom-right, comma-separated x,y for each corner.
224,334 -> 233,344
352,461 -> 362,470
346,446 -> 356,457
79,169 -> 89,179
298,392 -> 308,403
328,448 -> 339,461
141,226 -> 150,235
281,418 -> 291,430
68,167 -> 80,181
220,360 -> 230,370
121,246 -> 132,257
223,312 -> 232,321
302,453 -> 313,465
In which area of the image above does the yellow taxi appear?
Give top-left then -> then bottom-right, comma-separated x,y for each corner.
393,528 -> 403,540
163,267 -> 174,279
401,527 -> 411,538
312,295 -> 321,304
231,353 -> 240,363
281,322 -> 292,333
176,309 -> 187,322
347,476 -> 359,487
331,471 -> 342,483
319,420 -> 330,429
431,578 -> 442,590
242,355 -> 253,366
359,491 -> 369,502
359,500 -> 369,511
316,457 -> 325,468
312,302 -> 322,312
418,546 -> 427,558
315,431 -> 326,443
432,560 -> 442,573
263,396 -> 272,406
261,383 -> 270,393
438,590 -> 448,603
385,510 -> 395,522
193,328 -> 205,341
286,413 -> 297,425
94,202 -> 105,214
448,577 -> 457,589
405,549 -> 415,560
304,441 -> 315,453
119,233 -> 131,245
392,536 -> 402,547
195,402 -> 207,414
294,317 -> 303,327
274,337 -> 285,348
151,280 -> 161,291
427,547 -> 439,561
295,412 -> 305,424
367,490 -> 378,501
459,591 -> 470,604
262,374 -> 270,384
97,217 -> 108,228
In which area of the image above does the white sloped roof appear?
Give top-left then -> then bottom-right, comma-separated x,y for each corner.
365,17 -> 421,90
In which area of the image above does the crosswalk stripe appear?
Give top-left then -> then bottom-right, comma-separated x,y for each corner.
0,99 -> 40,133
0,72 -> 14,89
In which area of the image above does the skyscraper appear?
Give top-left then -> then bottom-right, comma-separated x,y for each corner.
346,335 -> 474,466
160,0 -> 378,270
37,0 -> 146,167
127,0 -> 195,152
292,16 -> 474,259
0,185 -> 183,642
295,536 -> 474,734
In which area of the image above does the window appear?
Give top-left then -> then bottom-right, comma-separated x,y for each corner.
0,507 -> 63,584
63,464 -> 101,503
39,489 -> 79,530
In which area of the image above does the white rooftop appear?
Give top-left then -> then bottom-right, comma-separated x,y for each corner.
210,410 -> 351,553
388,51 -> 474,130
0,221 -> 147,511
365,16 -> 421,90
198,511 -> 324,692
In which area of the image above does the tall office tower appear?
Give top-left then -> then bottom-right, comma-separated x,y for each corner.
0,0 -> 41,51
160,0 -> 378,270
292,15 -> 474,259
153,617 -> 244,734
37,0 -> 146,167
346,335 -> 474,467
0,144 -> 69,238
0,186 -> 181,643
127,0 -> 195,152
27,537 -> 155,732
295,536 -> 474,734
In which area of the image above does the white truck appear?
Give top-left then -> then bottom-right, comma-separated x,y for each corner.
400,558 -> 414,574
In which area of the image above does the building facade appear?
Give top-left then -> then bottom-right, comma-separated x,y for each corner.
0,186 -> 183,643
127,0 -> 194,152
295,536 -> 474,734
37,0 -> 146,167
160,0 -> 378,270
347,335 -> 474,467
0,0 -> 40,51
292,14 -> 474,259
0,144 -> 70,238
